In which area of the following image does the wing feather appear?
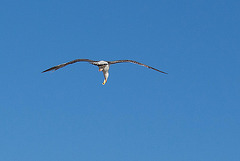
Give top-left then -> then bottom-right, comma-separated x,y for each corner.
108,60 -> 167,74
42,59 -> 95,73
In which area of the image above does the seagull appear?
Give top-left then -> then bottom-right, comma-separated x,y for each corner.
42,59 -> 167,85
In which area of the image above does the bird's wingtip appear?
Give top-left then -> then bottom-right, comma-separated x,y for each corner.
41,70 -> 49,73
41,69 -> 53,73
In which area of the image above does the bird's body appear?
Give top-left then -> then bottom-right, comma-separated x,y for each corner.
42,59 -> 167,85
93,61 -> 110,85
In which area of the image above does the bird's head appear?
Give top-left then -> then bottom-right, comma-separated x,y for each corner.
98,66 -> 104,71
98,64 -> 109,72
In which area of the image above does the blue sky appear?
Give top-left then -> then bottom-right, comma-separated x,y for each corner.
1,0 -> 239,160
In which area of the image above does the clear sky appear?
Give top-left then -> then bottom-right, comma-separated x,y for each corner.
1,0 -> 239,161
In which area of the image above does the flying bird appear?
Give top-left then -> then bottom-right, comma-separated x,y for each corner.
42,59 -> 167,85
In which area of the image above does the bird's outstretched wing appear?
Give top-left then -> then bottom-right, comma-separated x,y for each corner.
108,60 -> 167,74
42,59 -> 96,73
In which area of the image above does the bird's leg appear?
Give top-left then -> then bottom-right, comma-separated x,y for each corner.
102,79 -> 107,85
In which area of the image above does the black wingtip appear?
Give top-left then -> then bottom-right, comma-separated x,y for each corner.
41,66 -> 58,73
41,69 -> 54,73
41,69 -> 49,73
157,70 -> 168,74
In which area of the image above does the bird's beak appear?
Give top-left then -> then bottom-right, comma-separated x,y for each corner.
102,79 -> 107,85
99,68 -> 103,72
